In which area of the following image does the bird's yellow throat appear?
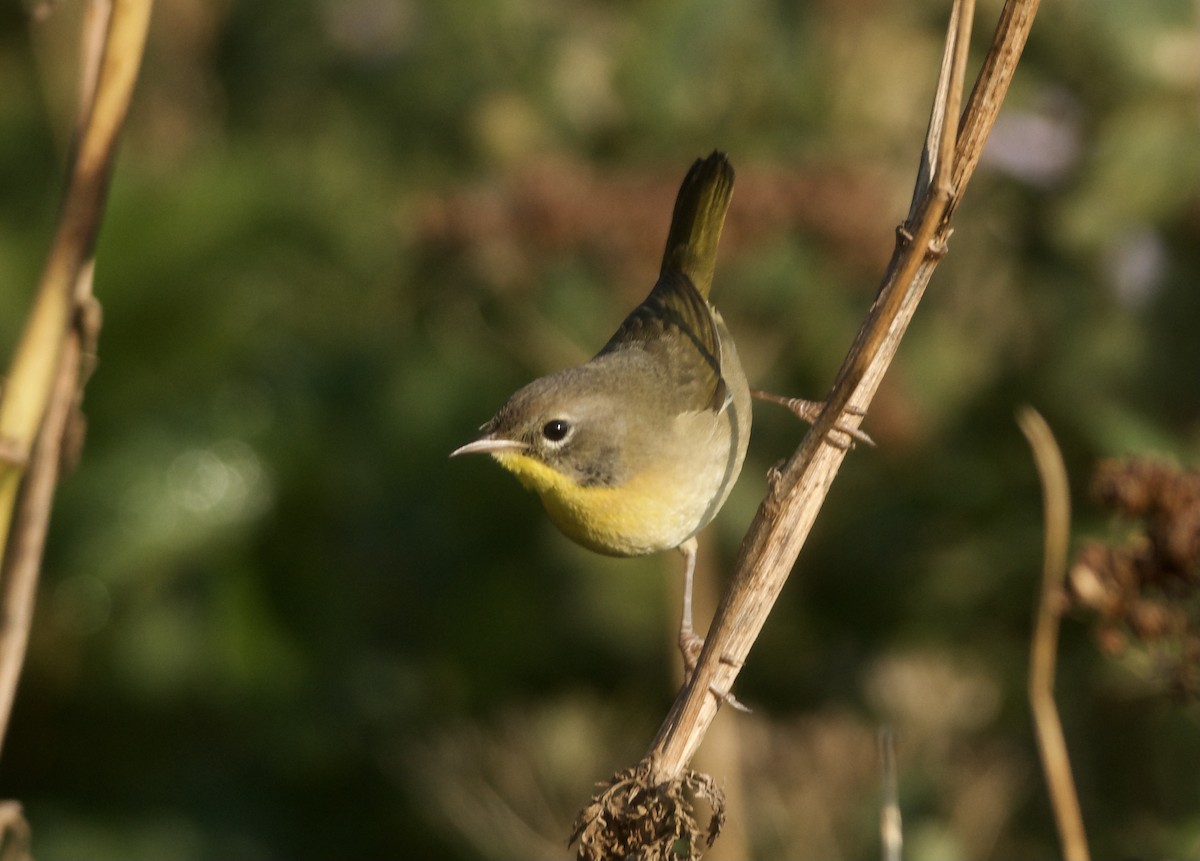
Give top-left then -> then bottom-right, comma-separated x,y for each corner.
491,450 -> 684,557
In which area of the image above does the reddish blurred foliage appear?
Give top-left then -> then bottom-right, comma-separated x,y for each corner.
414,156 -> 894,296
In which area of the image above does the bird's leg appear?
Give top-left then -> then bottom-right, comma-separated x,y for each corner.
751,389 -> 875,449
676,539 -> 751,712
677,538 -> 704,672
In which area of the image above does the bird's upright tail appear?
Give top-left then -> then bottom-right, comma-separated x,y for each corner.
659,150 -> 735,300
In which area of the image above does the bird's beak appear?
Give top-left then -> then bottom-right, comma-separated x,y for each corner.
450,435 -> 527,458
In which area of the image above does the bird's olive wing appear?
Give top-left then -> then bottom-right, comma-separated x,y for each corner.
597,270 -> 728,414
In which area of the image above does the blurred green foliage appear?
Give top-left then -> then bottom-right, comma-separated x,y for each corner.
1,0 -> 1198,858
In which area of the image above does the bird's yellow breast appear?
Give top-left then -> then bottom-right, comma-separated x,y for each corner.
492,451 -> 709,557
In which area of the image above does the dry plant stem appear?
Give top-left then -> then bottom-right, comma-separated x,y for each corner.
642,0 -> 1052,784
77,0 -> 116,131
0,293 -> 91,760
949,0 -> 1042,219
0,800 -> 30,861
0,0 -> 153,754
878,729 -> 902,861
0,0 -> 151,561
1018,407 -> 1090,861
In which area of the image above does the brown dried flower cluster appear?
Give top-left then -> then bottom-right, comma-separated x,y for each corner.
1069,458 -> 1200,698
570,763 -> 725,861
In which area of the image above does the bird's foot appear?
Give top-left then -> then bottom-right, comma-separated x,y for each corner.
751,390 -> 875,449
678,632 -> 751,713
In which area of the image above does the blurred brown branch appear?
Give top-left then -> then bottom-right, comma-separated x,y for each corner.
1018,407 -> 1090,861
572,0 -> 1043,856
0,0 -> 154,765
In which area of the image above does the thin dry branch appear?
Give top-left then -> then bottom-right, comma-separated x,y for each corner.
0,0 -> 153,757
645,0 -> 1027,780
878,729 -> 902,861
0,800 -> 30,861
572,0 -> 1042,855
1018,407 -> 1090,861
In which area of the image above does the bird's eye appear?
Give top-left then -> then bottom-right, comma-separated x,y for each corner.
542,419 -> 571,443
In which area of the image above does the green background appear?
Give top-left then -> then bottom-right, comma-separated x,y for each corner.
1,0 -> 1198,857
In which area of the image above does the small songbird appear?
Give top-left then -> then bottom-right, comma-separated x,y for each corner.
452,151 -> 863,675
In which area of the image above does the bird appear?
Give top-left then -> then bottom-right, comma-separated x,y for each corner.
452,151 -> 867,685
